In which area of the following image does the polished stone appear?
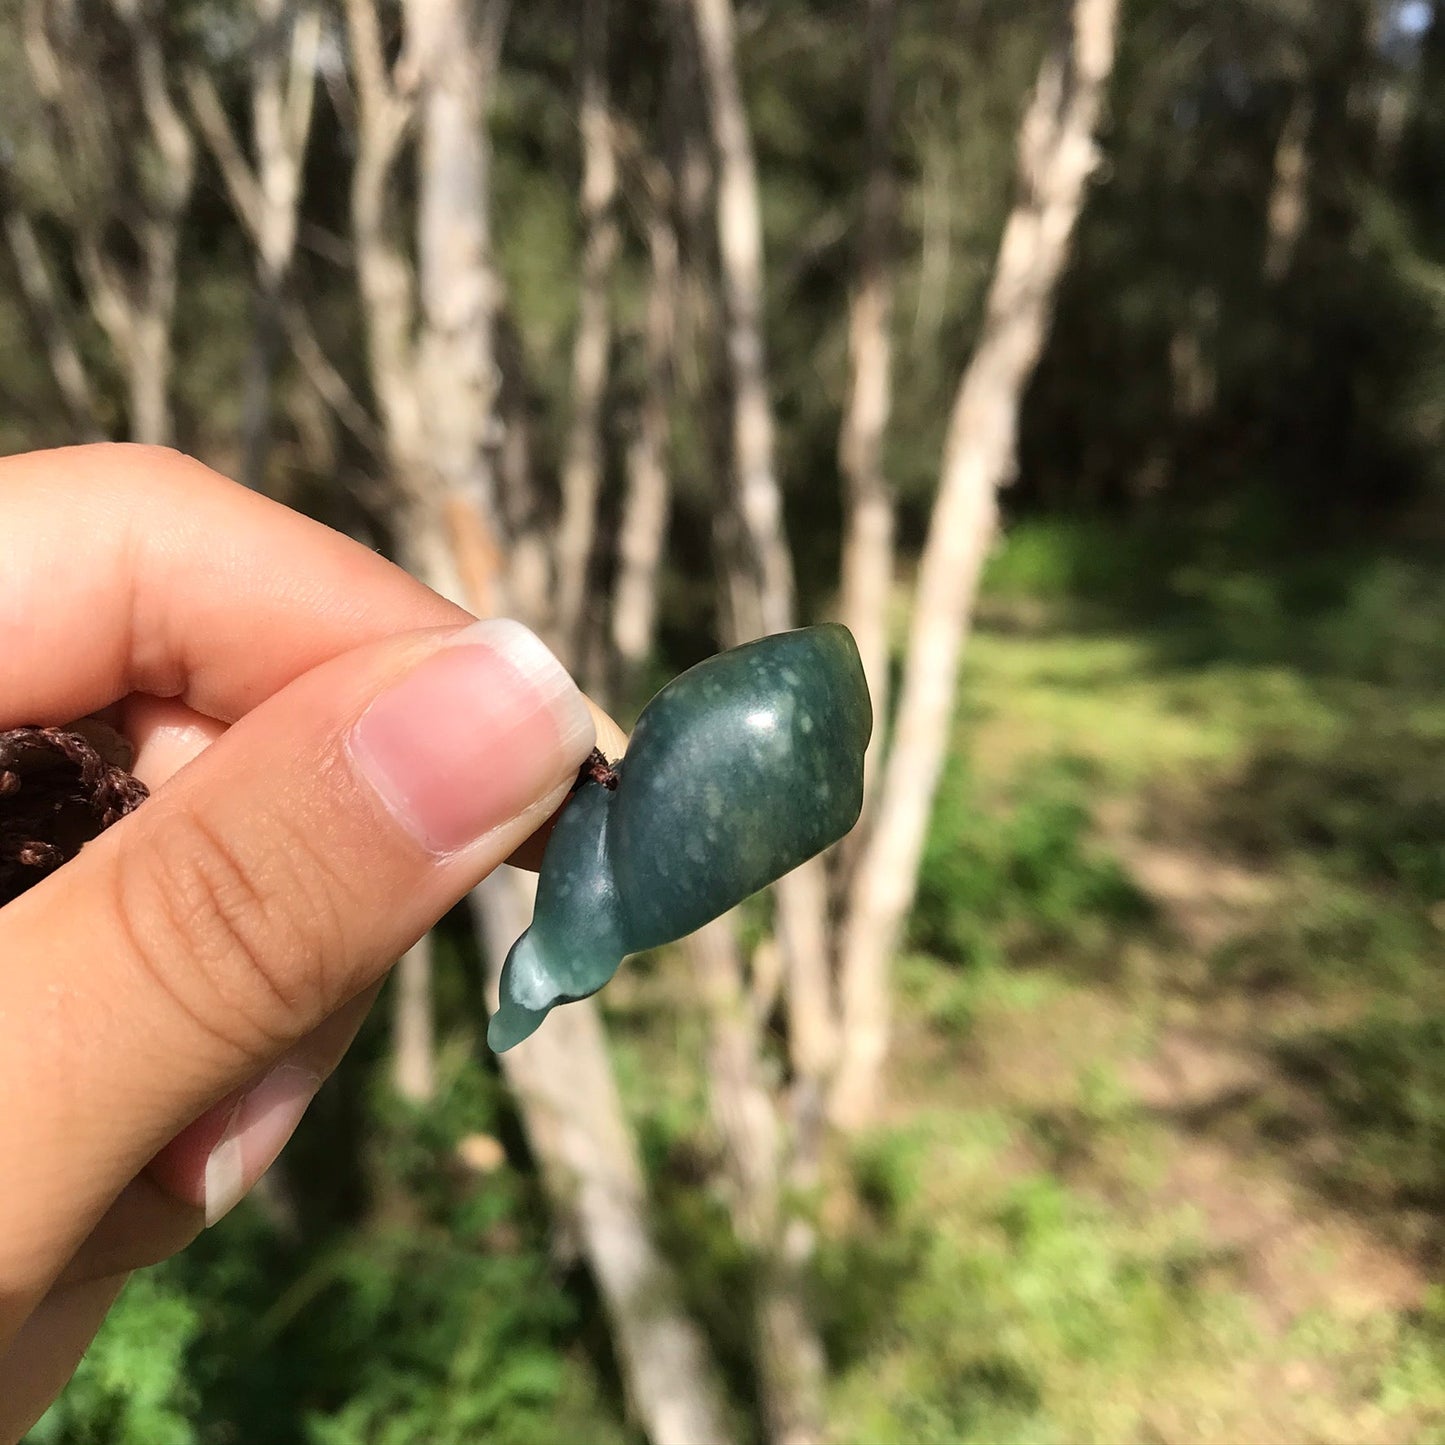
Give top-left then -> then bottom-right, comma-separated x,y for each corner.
489,624 -> 873,1050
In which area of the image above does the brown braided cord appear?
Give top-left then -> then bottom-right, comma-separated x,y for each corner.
0,722 -> 149,906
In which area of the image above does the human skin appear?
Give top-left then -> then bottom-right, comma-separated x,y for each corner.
0,444 -> 624,1441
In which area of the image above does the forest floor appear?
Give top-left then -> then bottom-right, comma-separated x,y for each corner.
801,525 -> 1445,1444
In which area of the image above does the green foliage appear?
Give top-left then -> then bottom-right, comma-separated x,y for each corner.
29,1271 -> 200,1445
821,1121 -> 1238,1445
31,997 -> 635,1445
911,752 -> 1153,972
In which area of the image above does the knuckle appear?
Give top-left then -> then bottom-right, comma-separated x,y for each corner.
113,807 -> 340,1051
110,442 -> 190,469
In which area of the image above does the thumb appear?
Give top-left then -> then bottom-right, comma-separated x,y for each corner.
0,619 -> 594,1311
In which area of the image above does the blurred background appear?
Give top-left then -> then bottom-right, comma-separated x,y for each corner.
8,0 -> 1445,1440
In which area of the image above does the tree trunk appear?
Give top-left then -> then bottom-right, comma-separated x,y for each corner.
687,920 -> 825,1445
341,0 -> 426,465
246,0 -> 322,490
477,873 -> 734,1445
837,0 -> 897,836
554,0 -> 622,670
127,303 -> 178,447
0,206 -> 103,439
831,0 -> 1122,1131
687,0 -> 834,1092
688,0 -> 795,637
683,5 -> 832,1439
121,11 -> 194,447
343,10 -> 734,1433
1265,90 -> 1313,282
610,197 -> 678,702
494,296 -> 556,628
391,936 -> 437,1104
407,0 -> 510,541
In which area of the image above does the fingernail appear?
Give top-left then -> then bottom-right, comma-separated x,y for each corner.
348,618 -> 595,855
204,1064 -> 322,1226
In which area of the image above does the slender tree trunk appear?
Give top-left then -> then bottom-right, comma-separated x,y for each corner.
127,302 -> 178,447
831,0 -> 1122,1130
688,0 -> 795,636
554,0 -> 622,670
430,462 -> 734,1445
391,936 -> 437,1103
611,195 -> 679,702
343,0 -> 426,465
494,296 -> 555,628
1168,288 -> 1217,422
248,0 -> 320,488
687,0 -> 834,1092
1265,90 -> 1313,281
837,0 -> 897,838
386,0 -> 514,1098
687,920 -> 826,1445
0,207 -> 103,438
407,0 -> 509,541
911,122 -> 954,350
187,1 -> 321,489
478,877 -> 733,1445
684,5 -> 832,1439
343,11 -> 733,1433
119,9 -> 194,447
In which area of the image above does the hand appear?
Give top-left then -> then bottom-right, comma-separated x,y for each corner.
0,445 -> 605,1441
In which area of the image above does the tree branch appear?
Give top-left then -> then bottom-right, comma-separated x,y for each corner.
0,205 -> 104,438
280,299 -> 385,454
183,66 -> 265,242
283,4 -> 324,163
76,238 -> 138,374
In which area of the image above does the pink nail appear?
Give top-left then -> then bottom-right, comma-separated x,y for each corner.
204,1064 -> 322,1226
347,619 -> 595,855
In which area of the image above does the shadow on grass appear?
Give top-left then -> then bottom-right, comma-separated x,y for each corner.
973,516 -> 1445,1265
1270,1015 -> 1445,1254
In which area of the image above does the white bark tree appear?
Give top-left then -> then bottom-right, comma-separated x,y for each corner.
475,876 -> 732,1445
610,157 -> 679,700
831,0 -> 1123,1129
1265,88 -> 1313,281
554,0 -> 623,670
184,0 -> 323,491
687,0 -> 835,1098
391,937 -> 437,1104
837,0 -> 897,837
688,0 -> 795,640
689,916 -> 826,1445
339,7 -> 733,1437
684,2 -> 832,1438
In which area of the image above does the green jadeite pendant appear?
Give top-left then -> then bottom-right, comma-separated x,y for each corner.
488,624 -> 873,1051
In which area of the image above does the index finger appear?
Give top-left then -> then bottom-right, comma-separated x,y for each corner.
0,443 -> 468,725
